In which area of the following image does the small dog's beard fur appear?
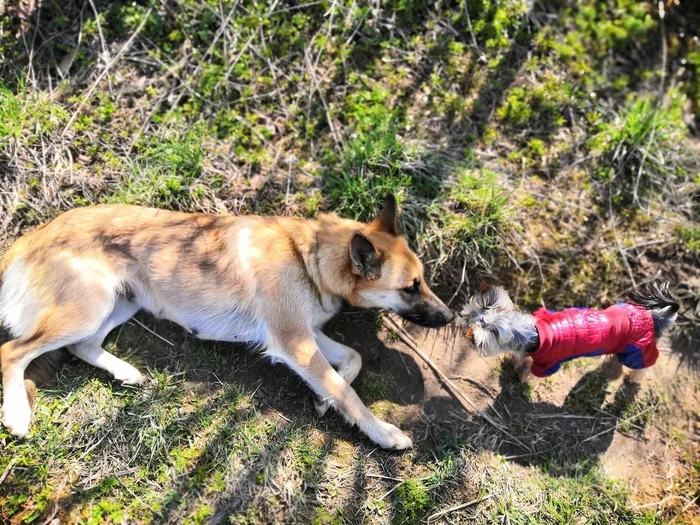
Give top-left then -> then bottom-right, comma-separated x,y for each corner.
460,286 -> 538,357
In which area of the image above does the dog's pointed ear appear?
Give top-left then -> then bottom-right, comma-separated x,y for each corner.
374,193 -> 399,235
350,233 -> 382,281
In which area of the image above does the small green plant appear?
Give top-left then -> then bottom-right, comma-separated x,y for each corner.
535,0 -> 655,90
677,225 -> 700,254
311,507 -> 343,525
422,167 -> 511,273
344,88 -> 396,137
497,79 -> 574,130
469,0 -> 530,50
605,386 -> 667,434
291,436 -> 325,483
588,94 -> 688,208
187,503 -> 214,524
393,480 -> 433,524
324,128 -> 442,228
0,85 -> 69,142
108,130 -> 205,210
325,130 -> 412,222
498,359 -> 533,402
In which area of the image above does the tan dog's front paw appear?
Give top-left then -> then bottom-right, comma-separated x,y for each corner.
114,364 -> 147,385
371,420 -> 413,450
314,396 -> 331,417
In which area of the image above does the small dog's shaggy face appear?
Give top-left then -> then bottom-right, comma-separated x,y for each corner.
460,284 -> 536,357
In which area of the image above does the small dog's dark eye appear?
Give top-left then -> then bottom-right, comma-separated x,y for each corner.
402,279 -> 420,294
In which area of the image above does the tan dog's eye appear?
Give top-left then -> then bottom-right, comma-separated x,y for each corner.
401,278 -> 420,294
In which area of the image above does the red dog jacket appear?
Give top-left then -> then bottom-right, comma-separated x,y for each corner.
529,303 -> 658,377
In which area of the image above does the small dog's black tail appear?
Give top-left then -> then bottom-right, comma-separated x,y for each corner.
628,281 -> 679,337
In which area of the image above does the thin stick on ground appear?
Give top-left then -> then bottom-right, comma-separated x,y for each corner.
427,494 -> 494,523
581,404 -> 657,443
668,496 -> 699,524
0,456 -> 18,485
383,314 -> 532,452
366,473 -> 404,482
129,318 -> 175,347
87,0 -> 114,95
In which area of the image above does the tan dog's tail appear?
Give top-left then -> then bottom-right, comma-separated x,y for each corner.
24,353 -> 66,410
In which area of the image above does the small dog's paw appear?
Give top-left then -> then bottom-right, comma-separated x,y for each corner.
313,396 -> 331,417
602,354 -> 624,380
373,420 -> 413,450
114,365 -> 147,386
2,405 -> 31,438
626,368 -> 646,384
514,354 -> 534,383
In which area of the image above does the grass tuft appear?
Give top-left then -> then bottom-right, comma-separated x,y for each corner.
393,480 -> 433,524
324,128 -> 443,228
421,167 -> 512,274
588,93 -> 690,209
108,130 -> 206,210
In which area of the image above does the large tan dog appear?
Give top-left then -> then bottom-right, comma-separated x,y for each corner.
0,195 -> 453,448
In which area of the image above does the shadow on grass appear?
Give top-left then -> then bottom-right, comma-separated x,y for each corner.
670,319 -> 700,374
1,308 -> 424,523
414,358 -> 644,479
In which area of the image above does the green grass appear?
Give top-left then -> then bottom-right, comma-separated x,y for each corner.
588,93 -> 690,208
393,480 -> 433,524
0,85 -> 69,143
606,385 -> 668,434
311,507 -> 344,525
497,79 -> 574,130
497,359 -> 533,402
0,351 -> 321,522
489,469 -> 664,525
355,371 -> 392,405
325,129 -> 419,223
677,225 -> 700,254
108,130 -> 207,210
422,167 -> 511,272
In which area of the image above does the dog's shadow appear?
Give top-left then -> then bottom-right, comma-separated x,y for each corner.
12,307 -> 424,436
3,309 -> 425,519
419,358 -> 644,477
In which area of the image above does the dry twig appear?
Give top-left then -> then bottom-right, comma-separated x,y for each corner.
383,314 -> 532,452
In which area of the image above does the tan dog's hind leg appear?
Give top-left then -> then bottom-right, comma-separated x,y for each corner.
1,312 -> 107,438
268,336 -> 411,450
68,301 -> 145,385
2,337 -> 64,438
312,331 -> 362,416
